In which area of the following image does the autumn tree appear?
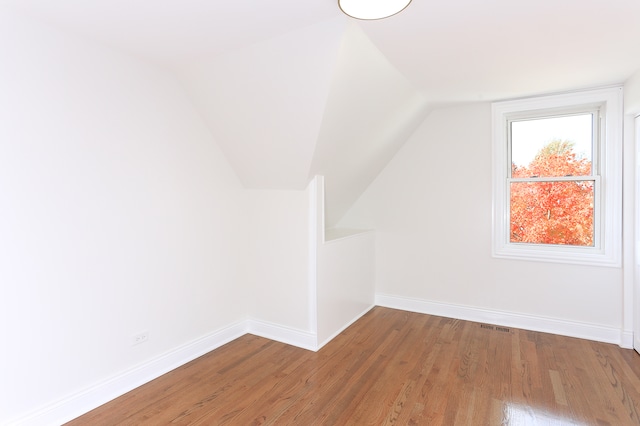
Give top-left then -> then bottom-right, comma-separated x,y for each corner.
510,140 -> 594,246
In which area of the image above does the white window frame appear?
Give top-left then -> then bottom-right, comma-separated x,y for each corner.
492,87 -> 623,267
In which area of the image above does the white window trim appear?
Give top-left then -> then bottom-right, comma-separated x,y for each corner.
492,86 -> 623,267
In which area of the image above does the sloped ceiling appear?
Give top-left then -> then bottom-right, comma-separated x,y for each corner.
308,22 -> 431,226
3,0 -> 640,226
180,19 -> 431,226
178,18 -> 346,191
359,0 -> 640,102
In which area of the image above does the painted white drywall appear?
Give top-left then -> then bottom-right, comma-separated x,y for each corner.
625,69 -> 640,116
314,177 -> 375,347
308,22 -> 431,228
635,116 -> 640,352
0,10 -> 245,423
316,232 -> 376,347
338,103 -> 623,332
176,18 -> 433,229
177,17 -> 346,190
243,189 -> 310,331
625,71 -> 640,350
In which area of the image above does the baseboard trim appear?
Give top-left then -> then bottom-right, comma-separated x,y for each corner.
10,321 -> 247,426
376,293 -> 624,346
620,330 -> 634,349
247,319 -> 317,351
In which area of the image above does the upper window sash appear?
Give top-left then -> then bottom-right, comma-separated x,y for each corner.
507,109 -> 600,179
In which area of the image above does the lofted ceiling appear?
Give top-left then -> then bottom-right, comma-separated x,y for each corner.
3,0 -> 640,226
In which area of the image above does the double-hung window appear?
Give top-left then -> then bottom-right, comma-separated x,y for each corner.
492,87 -> 622,266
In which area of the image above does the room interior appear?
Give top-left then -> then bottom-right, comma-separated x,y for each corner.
2,0 -> 640,424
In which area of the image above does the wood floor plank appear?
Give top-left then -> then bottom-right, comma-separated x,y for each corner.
65,307 -> 640,425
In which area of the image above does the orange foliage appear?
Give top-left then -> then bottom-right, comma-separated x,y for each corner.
510,141 -> 594,246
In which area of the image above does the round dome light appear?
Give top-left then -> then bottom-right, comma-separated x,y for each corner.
338,0 -> 412,20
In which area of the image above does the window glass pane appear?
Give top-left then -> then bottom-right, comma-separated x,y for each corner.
511,114 -> 592,178
510,180 -> 594,246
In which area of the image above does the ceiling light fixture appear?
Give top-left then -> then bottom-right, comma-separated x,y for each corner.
338,0 -> 412,20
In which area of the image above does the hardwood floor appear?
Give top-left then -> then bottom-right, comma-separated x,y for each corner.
66,307 -> 640,425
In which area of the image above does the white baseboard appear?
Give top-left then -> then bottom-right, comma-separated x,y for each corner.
10,321 -> 247,426
376,293 -> 625,346
247,318 -> 317,351
620,330 -> 634,349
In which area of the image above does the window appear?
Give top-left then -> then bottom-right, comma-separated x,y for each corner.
492,87 -> 622,266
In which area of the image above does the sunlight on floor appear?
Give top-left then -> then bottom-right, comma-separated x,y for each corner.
502,402 -> 586,426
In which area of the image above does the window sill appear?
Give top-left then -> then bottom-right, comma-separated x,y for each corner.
492,243 -> 620,267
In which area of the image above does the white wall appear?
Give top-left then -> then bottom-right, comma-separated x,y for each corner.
316,232 -> 376,347
625,70 -> 640,116
0,10 -> 245,424
243,189 -> 310,331
308,22 -> 430,227
314,177 -> 375,347
339,103 -> 624,342
624,70 -> 640,350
